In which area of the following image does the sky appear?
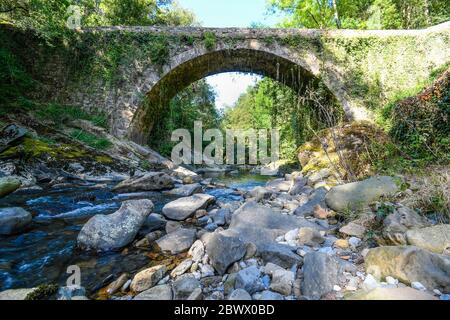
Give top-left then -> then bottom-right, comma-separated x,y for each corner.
178,0 -> 283,109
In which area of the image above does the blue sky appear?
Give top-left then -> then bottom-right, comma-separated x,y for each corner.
178,0 -> 284,109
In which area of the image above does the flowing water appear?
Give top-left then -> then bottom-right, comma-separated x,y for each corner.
0,173 -> 270,294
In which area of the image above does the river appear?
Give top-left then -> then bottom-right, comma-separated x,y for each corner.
0,173 -> 271,294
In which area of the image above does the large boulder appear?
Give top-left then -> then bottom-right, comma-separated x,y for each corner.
301,252 -> 345,300
347,287 -> 437,300
164,183 -> 203,197
77,199 -> 153,251
0,207 -> 32,235
112,172 -> 174,192
229,201 -> 325,248
155,228 -> 196,254
406,225 -> 450,254
0,177 -> 21,198
205,231 -> 246,275
382,207 -> 430,245
162,194 -> 215,221
365,246 -> 450,292
325,176 -> 399,212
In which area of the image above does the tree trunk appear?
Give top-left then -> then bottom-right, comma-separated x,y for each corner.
331,0 -> 342,29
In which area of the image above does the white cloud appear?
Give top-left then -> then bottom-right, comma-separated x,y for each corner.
206,72 -> 262,110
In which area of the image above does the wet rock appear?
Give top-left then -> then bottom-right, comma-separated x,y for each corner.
339,222 -> 366,238
141,213 -> 167,233
77,199 -> 153,251
0,288 -> 36,300
294,188 -> 328,217
0,207 -> 32,235
365,246 -> 450,292
260,243 -> 302,269
406,225 -> 450,254
301,252 -> 345,300
107,274 -> 129,295
0,177 -> 21,198
205,231 -> 247,275
297,227 -> 325,247
229,202 -> 324,248
270,269 -> 294,295
156,228 -> 196,254
188,240 -> 205,262
134,284 -> 173,300
325,176 -> 399,212
229,288 -> 252,300
347,287 -> 437,300
131,265 -> 167,293
162,194 -> 215,221
57,286 -> 86,300
382,206 -> 430,245
113,172 -> 174,192
173,275 -> 201,300
164,183 -> 202,197
235,266 -> 265,294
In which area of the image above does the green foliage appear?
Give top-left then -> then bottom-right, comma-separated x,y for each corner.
36,103 -> 108,128
70,129 -> 112,150
148,79 -> 220,157
222,78 -> 343,161
268,0 -> 450,30
25,284 -> 59,300
203,31 -> 216,50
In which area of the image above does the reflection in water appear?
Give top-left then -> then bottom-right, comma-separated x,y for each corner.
0,173 -> 269,294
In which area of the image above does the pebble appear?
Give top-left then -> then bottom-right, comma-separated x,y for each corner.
411,282 -> 427,291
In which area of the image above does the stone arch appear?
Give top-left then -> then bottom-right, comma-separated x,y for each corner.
128,44 -> 349,144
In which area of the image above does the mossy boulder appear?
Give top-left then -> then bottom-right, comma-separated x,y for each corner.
0,176 -> 21,198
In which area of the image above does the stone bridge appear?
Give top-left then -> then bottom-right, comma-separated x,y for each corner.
20,22 -> 450,144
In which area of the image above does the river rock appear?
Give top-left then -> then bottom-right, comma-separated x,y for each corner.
107,273 -> 129,295
229,201 -> 325,248
266,178 -> 291,192
382,206 -> 430,245
156,228 -> 196,254
0,288 -> 36,300
307,168 -> 331,186
140,213 -> 167,234
406,225 -> 450,254
188,240 -> 205,262
173,275 -> 201,300
249,186 -> 272,201
259,290 -> 284,300
298,227 -> 325,246
229,288 -> 252,300
301,252 -> 345,300
0,207 -> 32,235
325,176 -> 399,212
113,172 -> 174,192
294,187 -> 328,216
270,269 -> 294,295
77,199 -> 153,251
131,265 -> 167,293
235,266 -> 265,294
365,246 -> 450,291
0,124 -> 27,152
288,176 -> 307,195
162,194 -> 215,221
164,183 -> 202,197
0,177 -> 21,198
205,231 -> 247,275
134,284 -> 173,300
347,287 -> 438,300
260,243 -> 302,269
171,260 -> 193,278
339,222 -> 366,238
